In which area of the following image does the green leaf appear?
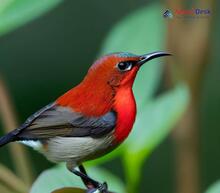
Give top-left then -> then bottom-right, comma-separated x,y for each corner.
30,164 -> 126,193
123,84 -> 190,192
99,3 -> 166,107
205,180 -> 220,193
0,0 -> 62,36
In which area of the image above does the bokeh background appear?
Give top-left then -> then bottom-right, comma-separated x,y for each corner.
0,0 -> 219,193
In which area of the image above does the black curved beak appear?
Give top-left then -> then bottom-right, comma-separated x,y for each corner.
137,51 -> 171,66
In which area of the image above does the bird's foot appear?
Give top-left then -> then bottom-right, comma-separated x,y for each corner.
86,180 -> 108,193
96,181 -> 108,193
71,168 -> 108,193
87,182 -> 108,193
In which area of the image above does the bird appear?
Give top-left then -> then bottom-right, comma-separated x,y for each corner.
0,51 -> 170,193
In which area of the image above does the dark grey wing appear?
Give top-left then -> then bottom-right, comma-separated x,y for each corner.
16,103 -> 116,140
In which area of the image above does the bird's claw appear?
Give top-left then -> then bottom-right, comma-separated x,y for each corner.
97,181 -> 108,193
87,181 -> 108,193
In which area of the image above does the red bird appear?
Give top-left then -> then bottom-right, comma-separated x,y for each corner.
0,51 -> 169,192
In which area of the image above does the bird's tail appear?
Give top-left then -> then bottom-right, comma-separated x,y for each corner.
0,131 -> 17,147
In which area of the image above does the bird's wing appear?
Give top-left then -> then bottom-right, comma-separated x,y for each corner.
16,103 -> 116,140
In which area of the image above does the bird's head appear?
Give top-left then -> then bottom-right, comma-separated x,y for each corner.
85,51 -> 170,88
57,51 -> 170,116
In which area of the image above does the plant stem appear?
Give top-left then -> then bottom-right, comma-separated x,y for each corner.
0,183 -> 17,193
165,0 -> 214,193
0,163 -> 29,193
0,78 -> 34,186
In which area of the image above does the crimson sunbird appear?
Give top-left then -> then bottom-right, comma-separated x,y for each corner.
0,51 -> 170,193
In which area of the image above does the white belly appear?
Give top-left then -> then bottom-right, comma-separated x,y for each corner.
43,133 -> 115,165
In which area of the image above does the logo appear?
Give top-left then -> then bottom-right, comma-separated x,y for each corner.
163,8 -> 211,19
163,10 -> 173,18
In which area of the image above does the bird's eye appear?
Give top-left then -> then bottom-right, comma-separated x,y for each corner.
117,61 -> 134,72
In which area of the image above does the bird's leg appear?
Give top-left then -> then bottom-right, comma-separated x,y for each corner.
78,165 -> 96,189
72,168 -> 108,193
66,163 -> 108,193
78,165 -> 108,193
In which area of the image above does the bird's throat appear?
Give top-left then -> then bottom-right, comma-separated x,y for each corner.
113,87 -> 136,143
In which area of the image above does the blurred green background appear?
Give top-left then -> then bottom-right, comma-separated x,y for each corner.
0,0 -> 219,193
